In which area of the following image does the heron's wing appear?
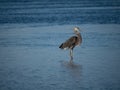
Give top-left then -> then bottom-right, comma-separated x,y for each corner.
61,36 -> 77,49
66,36 -> 77,45
59,36 -> 78,49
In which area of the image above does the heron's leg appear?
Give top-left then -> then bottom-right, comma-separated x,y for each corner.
70,49 -> 73,61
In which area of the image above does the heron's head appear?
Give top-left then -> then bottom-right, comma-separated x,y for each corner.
73,27 -> 80,34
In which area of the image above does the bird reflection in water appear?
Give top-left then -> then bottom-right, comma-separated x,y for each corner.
60,60 -> 82,79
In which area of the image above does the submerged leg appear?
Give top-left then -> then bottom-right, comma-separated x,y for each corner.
70,49 -> 73,61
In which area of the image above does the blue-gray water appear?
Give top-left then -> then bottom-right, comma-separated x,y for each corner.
0,0 -> 120,24
0,0 -> 120,90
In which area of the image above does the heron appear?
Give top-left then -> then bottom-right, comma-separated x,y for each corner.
59,27 -> 82,62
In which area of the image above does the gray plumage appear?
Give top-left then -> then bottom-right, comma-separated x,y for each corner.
59,27 -> 82,62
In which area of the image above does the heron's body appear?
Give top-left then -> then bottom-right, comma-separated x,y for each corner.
59,27 -> 82,62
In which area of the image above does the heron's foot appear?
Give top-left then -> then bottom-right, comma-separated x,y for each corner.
70,59 -> 73,64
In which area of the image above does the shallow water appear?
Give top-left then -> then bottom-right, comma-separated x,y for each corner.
0,24 -> 120,90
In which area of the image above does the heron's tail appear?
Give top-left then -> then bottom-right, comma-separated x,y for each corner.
59,43 -> 63,49
59,43 -> 68,50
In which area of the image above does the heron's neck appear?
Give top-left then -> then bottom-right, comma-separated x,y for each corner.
76,33 -> 81,39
